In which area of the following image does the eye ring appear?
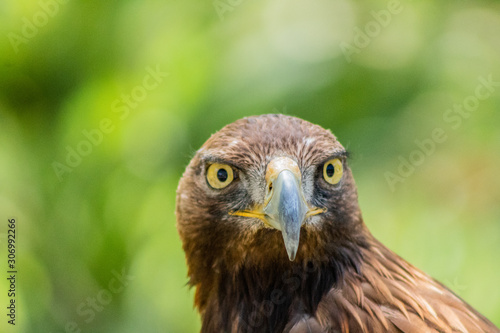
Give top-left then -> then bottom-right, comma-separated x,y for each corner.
206,163 -> 234,189
323,159 -> 343,185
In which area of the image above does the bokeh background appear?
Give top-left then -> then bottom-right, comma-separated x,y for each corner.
1,0 -> 500,332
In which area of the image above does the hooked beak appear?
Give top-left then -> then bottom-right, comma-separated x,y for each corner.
231,157 -> 325,261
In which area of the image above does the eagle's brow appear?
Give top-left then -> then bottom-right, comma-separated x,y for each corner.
315,150 -> 349,165
200,155 -> 245,170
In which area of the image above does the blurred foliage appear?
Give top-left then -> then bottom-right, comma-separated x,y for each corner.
0,0 -> 499,332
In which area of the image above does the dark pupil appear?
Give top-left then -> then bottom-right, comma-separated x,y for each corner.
217,168 -> 228,182
326,163 -> 335,177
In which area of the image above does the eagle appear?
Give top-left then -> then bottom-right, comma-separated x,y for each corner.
176,114 -> 499,333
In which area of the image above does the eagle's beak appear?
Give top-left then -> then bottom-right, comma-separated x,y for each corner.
232,157 -> 324,261
264,169 -> 306,260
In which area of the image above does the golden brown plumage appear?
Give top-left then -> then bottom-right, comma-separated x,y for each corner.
176,114 -> 499,333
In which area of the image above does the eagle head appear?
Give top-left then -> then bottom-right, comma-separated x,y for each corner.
176,114 -> 366,288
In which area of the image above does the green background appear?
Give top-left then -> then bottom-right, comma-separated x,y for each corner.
1,0 -> 499,332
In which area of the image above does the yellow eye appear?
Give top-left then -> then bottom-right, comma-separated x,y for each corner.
206,163 -> 234,189
323,159 -> 343,185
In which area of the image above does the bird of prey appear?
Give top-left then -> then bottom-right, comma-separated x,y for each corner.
176,114 -> 499,333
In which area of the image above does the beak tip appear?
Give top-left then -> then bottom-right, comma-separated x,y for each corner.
285,244 -> 298,261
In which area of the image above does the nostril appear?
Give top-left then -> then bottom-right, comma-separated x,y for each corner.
268,183 -> 273,191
